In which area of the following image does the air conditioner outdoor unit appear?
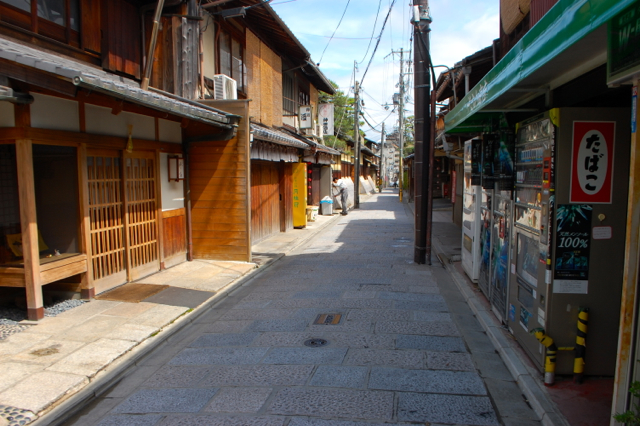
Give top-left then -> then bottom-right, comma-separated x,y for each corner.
212,74 -> 237,100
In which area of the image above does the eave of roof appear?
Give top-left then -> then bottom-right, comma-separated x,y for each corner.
0,36 -> 235,129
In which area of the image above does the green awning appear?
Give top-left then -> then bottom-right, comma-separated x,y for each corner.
445,0 -> 637,133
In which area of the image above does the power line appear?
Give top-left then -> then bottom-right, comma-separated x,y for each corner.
318,0 -> 352,66
359,0 -> 397,85
358,0 -> 383,64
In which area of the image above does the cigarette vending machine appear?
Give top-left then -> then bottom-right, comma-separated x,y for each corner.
507,108 -> 630,376
462,139 -> 483,282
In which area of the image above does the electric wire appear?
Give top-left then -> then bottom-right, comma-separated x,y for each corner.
358,0 -> 384,64
359,0 -> 397,86
318,0 -> 352,66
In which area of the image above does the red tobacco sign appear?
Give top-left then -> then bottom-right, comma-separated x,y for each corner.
570,121 -> 616,204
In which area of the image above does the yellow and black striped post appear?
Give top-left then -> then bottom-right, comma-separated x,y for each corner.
574,307 -> 589,384
532,328 -> 558,386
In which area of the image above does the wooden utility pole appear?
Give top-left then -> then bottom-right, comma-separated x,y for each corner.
413,0 -> 432,264
398,48 -> 405,202
354,79 -> 361,208
380,122 -> 385,189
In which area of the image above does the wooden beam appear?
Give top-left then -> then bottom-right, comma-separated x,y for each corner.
15,139 -> 43,320
0,127 -> 183,153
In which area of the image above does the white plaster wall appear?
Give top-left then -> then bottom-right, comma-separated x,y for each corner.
202,19 -> 216,80
30,93 -> 79,132
160,152 -> 185,210
85,104 -> 155,139
158,118 -> 182,143
0,102 -> 15,127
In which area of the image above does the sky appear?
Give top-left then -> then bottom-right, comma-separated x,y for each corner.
270,0 -> 500,142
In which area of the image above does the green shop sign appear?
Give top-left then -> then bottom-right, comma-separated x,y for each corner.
608,0 -> 640,84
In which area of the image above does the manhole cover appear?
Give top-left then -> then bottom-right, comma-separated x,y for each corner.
314,313 -> 342,325
304,338 -> 329,347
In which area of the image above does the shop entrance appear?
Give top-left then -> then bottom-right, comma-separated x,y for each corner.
87,150 -> 159,294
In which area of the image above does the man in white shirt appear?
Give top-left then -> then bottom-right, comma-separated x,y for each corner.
332,176 -> 348,215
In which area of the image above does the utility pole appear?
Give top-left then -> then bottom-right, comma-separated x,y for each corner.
380,122 -> 385,190
413,0 -> 432,265
354,79 -> 361,208
397,48 -> 405,202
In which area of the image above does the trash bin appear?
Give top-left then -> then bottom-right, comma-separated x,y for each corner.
306,206 -> 319,221
320,197 -> 333,215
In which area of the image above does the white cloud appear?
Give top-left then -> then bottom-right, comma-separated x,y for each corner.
270,0 -> 500,141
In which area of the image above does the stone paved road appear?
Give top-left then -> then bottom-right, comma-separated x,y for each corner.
66,190 -> 540,426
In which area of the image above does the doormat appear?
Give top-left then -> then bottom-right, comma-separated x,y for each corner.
96,283 -> 169,303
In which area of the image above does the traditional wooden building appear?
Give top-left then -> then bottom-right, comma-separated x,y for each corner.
0,0 -> 337,319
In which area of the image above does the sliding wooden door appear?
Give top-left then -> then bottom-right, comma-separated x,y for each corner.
124,152 -> 159,281
86,150 -> 126,293
86,150 -> 159,294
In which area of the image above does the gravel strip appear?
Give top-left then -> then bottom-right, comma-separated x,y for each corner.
0,299 -> 87,340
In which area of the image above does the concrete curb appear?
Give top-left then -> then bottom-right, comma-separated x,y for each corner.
433,240 -> 571,426
34,212 -> 342,426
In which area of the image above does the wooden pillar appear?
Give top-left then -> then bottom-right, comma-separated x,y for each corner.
77,144 -> 94,299
156,149 -> 165,269
613,81 -> 640,419
15,139 -> 43,320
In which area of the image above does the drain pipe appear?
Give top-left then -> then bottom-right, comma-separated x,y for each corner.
141,0 -> 167,90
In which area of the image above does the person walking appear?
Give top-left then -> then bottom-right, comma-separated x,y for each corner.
332,176 -> 349,215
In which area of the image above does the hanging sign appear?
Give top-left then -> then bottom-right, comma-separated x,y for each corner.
553,204 -> 592,294
299,105 -> 313,129
318,103 -> 334,137
570,121 -> 615,204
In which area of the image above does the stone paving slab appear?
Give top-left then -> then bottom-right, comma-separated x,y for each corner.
396,392 -> 499,425
346,309 -> 412,321
395,334 -> 468,352
157,415 -> 286,426
201,365 -> 314,387
308,365 -> 368,388
247,319 -> 310,332
344,349 -> 427,369
204,387 -> 272,413
261,348 -> 347,365
267,388 -> 394,421
368,366 -> 487,395
112,388 -> 218,413
425,351 -> 476,371
143,366 -> 212,388
0,363 -> 43,393
168,347 -> 269,366
375,320 -> 460,336
0,371 -> 88,413
46,338 -> 137,377
96,414 -> 163,426
188,332 -> 260,347
393,299 -> 449,312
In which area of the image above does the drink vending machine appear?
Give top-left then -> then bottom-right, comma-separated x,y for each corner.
478,131 -> 515,323
462,139 -> 483,282
507,108 -> 630,377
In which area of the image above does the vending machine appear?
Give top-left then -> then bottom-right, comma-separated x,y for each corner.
462,139 -> 483,282
507,108 -> 630,376
478,131 -> 515,322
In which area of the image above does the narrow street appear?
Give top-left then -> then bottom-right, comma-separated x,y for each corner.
66,190 -> 540,426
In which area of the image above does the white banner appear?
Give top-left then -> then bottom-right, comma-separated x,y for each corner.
299,105 -> 312,129
318,103 -> 334,137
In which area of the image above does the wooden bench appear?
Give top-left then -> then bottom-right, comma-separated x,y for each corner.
0,253 -> 88,287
